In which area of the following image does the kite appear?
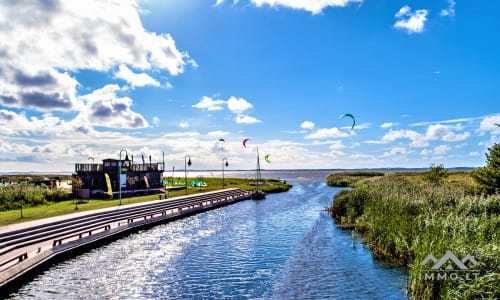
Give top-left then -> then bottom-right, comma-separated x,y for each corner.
339,113 -> 356,130
494,123 -> 500,127
218,138 -> 225,142
243,138 -> 251,148
264,154 -> 271,163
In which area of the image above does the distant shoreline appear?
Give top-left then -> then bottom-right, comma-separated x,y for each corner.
0,167 -> 475,176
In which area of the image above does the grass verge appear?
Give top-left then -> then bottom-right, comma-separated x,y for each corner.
0,177 -> 291,227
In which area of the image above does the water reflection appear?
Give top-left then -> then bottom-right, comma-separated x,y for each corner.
10,171 -> 407,299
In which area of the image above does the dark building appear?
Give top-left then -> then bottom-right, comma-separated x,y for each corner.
74,158 -> 165,198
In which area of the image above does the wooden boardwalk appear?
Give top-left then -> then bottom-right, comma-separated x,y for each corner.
0,188 -> 255,294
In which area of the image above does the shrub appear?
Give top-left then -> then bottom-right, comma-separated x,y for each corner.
471,143 -> 500,194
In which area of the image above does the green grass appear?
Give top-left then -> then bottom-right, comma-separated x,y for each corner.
327,172 -> 500,299
0,177 -> 291,227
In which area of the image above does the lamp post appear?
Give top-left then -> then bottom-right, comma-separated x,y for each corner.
172,166 -> 175,186
119,149 -> 129,206
184,155 -> 192,195
222,158 -> 229,189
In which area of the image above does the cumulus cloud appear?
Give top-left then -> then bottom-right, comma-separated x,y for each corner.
434,145 -> 451,155
192,96 -> 226,111
193,95 -> 260,124
479,115 -> 500,132
236,115 -> 260,124
382,129 -> 428,147
425,124 -> 470,142
382,124 -> 471,147
115,65 -> 160,87
380,122 -> 396,129
329,140 -> 345,150
179,121 -> 190,128
300,121 -> 315,130
250,0 -> 362,15
79,84 -> 148,129
305,128 -> 350,139
227,96 -> 253,113
152,116 -> 160,127
0,0 -> 193,111
382,147 -> 408,157
394,5 -> 428,34
440,0 -> 455,17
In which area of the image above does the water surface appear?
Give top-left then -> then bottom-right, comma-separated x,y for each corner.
10,171 -> 407,299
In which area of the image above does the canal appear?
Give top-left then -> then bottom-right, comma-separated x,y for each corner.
8,171 -> 408,299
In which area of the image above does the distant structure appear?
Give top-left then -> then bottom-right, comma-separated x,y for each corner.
74,157 -> 165,198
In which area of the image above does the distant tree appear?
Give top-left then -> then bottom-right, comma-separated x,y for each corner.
470,143 -> 500,194
424,164 -> 449,185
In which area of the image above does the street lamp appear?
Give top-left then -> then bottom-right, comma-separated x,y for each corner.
222,158 -> 229,189
172,166 -> 175,186
185,155 -> 192,195
119,149 -> 129,206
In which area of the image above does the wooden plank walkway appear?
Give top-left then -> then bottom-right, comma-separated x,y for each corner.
0,188 -> 255,294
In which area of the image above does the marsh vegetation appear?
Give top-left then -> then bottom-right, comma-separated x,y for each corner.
327,144 -> 500,299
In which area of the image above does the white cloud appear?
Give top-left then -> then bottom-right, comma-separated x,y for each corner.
380,122 -> 395,128
193,95 -> 260,124
434,145 -> 451,155
227,96 -> 253,113
79,84 -> 148,129
329,140 -> 345,150
305,128 -> 350,139
235,114 -> 261,124
115,65 -> 160,87
0,0 -> 193,112
382,129 -> 428,147
179,121 -> 190,128
411,117 -> 479,126
420,149 -> 432,156
440,0 -> 455,17
469,151 -> 480,157
394,5 -> 428,34
382,147 -> 408,157
192,96 -> 226,111
300,121 -> 315,130
425,124 -> 470,142
381,124 -> 471,147
250,0 -> 362,15
479,115 -> 500,132
152,116 -> 160,127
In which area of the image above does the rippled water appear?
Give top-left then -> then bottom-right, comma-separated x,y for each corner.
10,171 -> 408,299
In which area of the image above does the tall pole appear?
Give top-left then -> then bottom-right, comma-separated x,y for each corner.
184,155 -> 192,195
172,166 -> 175,186
119,149 -> 128,206
222,158 -> 228,189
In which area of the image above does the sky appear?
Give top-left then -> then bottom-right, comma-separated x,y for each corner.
0,0 -> 499,173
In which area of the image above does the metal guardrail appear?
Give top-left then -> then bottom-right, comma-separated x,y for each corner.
0,189 -> 252,273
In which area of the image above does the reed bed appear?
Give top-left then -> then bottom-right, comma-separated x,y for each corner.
329,176 -> 499,299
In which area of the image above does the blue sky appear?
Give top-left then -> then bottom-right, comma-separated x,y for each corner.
0,0 -> 499,173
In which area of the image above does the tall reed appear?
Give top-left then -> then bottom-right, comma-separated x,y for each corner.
329,177 -> 500,299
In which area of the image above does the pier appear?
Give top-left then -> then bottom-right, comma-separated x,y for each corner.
0,188 -> 255,294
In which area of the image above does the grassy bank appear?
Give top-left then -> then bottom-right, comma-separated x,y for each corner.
327,172 -> 499,299
0,177 -> 291,226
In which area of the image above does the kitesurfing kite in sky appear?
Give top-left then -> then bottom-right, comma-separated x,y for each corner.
243,138 -> 251,148
339,113 -> 356,130
264,154 -> 271,163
